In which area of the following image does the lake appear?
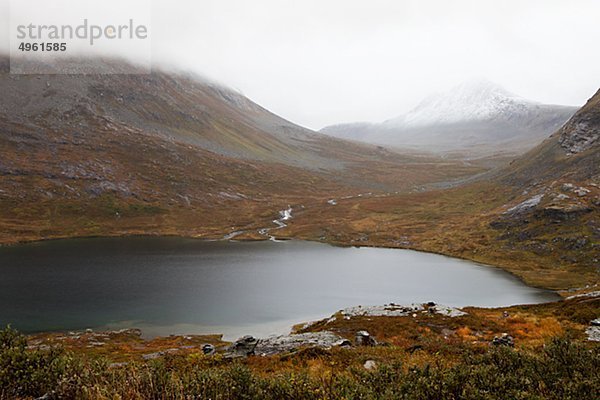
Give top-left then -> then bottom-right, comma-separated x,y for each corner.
0,237 -> 558,339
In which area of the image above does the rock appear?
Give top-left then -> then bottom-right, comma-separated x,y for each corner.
574,187 -> 590,197
142,348 -> 179,360
142,352 -> 162,360
342,303 -> 422,318
202,344 -> 216,355
225,335 -> 258,358
566,291 -> 600,300
492,333 -> 514,347
334,338 -> 352,347
587,320 -> 600,342
584,318 -> 600,341
254,332 -> 346,356
355,330 -> 377,346
341,302 -> 469,319
559,120 -> 599,154
504,194 -> 544,215
554,193 -> 570,201
363,360 -> 378,370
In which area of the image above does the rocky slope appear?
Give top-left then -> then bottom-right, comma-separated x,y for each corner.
321,80 -> 577,155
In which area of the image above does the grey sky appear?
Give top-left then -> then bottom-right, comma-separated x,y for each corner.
2,0 -> 599,130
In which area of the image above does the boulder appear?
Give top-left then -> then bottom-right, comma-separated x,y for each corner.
225,335 -> 258,358
363,360 -> 378,370
202,344 -> 216,355
492,333 -> 514,347
355,330 -> 377,346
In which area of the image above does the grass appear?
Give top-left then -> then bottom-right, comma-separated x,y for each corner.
1,326 -> 599,400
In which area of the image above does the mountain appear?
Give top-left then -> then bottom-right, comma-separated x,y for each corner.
0,56 -> 486,245
321,80 -> 578,155
283,88 -> 599,289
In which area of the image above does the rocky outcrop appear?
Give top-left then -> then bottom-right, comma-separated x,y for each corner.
559,89 -> 600,154
224,332 -> 349,357
225,335 -> 259,358
586,318 -> 600,342
340,303 -> 467,318
253,332 -> 348,356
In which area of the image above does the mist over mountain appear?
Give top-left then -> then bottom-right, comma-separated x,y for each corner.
0,56 -> 487,244
321,80 -> 578,156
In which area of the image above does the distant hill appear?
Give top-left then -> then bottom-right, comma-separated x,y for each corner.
321,80 -> 578,156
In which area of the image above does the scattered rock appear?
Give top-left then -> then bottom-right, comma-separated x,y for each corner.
142,348 -> 179,360
202,344 -> 216,355
355,330 -> 377,346
492,333 -> 514,347
504,194 -> 544,215
225,335 -> 258,358
586,319 -> 600,342
565,291 -> 600,300
334,338 -> 352,347
363,360 -> 378,370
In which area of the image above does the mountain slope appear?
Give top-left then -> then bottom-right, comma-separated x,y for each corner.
0,56 -> 487,244
321,80 -> 577,155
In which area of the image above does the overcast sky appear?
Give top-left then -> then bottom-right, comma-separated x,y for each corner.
1,0 -> 599,129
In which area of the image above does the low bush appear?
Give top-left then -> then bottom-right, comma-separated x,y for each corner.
1,327 -> 598,399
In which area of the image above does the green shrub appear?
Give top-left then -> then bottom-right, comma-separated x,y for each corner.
1,327 -> 598,400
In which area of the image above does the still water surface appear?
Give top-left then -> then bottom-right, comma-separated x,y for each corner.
0,237 -> 558,339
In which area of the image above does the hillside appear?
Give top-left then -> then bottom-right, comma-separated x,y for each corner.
0,57 -> 484,245
321,80 -> 577,156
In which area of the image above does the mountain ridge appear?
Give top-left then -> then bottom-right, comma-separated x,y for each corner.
321,80 -> 578,155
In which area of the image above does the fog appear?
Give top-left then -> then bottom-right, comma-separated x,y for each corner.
1,0 -> 599,130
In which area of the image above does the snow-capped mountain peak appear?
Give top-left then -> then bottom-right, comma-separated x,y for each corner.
385,79 -> 535,127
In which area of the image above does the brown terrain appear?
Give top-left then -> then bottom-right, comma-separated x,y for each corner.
0,56 -> 484,246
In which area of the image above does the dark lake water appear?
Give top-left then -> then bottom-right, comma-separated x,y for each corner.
0,237 -> 558,339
